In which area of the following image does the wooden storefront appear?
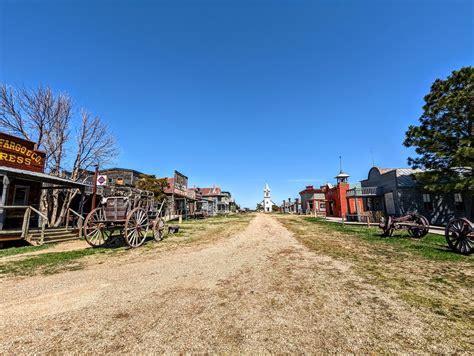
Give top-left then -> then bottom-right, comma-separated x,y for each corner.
0,133 -> 85,243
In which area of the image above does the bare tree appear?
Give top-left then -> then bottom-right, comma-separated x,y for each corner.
0,84 -> 73,163
0,83 -> 118,226
50,111 -> 118,227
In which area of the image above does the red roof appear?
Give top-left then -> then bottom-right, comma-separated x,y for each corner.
200,186 -> 222,196
299,185 -> 324,195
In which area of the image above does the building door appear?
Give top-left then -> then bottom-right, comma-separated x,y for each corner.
384,192 -> 396,215
328,201 -> 334,216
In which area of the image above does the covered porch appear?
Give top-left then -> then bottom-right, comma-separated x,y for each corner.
0,166 -> 86,243
345,186 -> 384,222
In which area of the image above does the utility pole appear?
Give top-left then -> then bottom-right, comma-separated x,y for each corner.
91,164 -> 99,211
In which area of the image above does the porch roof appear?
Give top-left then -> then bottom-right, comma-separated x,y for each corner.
0,166 -> 87,189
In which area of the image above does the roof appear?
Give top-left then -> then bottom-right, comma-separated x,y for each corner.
367,167 -> 423,187
299,185 -> 324,195
335,171 -> 350,179
0,166 -> 86,188
200,186 -> 222,196
395,168 -> 423,187
100,167 -> 145,176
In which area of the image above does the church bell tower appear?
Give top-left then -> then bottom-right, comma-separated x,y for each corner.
263,183 -> 272,212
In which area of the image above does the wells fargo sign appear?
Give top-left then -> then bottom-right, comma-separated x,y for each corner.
0,133 -> 46,173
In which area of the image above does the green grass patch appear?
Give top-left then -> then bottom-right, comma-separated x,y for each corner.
0,243 -> 51,258
304,217 -> 472,262
0,247 -> 122,276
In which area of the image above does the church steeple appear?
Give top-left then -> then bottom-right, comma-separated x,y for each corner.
264,183 -> 270,198
263,183 -> 273,212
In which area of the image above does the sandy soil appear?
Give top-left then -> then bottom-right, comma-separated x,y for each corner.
0,214 -> 464,353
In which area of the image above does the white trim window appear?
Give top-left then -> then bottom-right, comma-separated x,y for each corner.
422,193 -> 433,211
13,185 -> 30,205
454,193 -> 465,211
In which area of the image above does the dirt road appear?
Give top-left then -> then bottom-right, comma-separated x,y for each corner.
0,214 -> 462,353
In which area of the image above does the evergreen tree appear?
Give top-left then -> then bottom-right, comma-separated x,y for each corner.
404,67 -> 473,192
136,174 -> 169,202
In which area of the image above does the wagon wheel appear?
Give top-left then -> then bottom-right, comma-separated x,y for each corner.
382,216 -> 394,237
407,214 -> 430,238
84,208 -> 112,247
124,207 -> 149,248
445,218 -> 473,255
153,217 -> 167,242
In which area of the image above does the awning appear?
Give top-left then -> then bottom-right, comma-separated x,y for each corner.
0,166 -> 87,189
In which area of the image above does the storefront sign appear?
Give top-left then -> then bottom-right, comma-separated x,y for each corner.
0,133 -> 46,173
173,170 -> 188,191
173,188 -> 195,199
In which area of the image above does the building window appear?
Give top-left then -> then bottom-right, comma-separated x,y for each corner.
423,194 -> 433,211
320,202 -> 326,210
13,185 -> 29,205
454,193 -> 465,211
366,198 -> 373,211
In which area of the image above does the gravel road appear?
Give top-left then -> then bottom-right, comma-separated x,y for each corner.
0,214 -> 452,353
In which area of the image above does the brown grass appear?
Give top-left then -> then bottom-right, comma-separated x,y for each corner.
275,214 -> 474,351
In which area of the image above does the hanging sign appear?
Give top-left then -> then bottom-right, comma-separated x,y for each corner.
97,175 -> 107,186
0,133 -> 46,173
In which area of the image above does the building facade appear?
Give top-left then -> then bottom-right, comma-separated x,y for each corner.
0,133 -> 85,242
299,185 -> 326,215
353,166 -> 473,225
201,186 -> 229,215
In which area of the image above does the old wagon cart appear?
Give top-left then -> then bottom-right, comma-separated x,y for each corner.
379,212 -> 430,238
445,218 -> 473,255
83,188 -> 167,248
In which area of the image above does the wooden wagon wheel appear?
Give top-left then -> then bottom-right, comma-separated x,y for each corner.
445,218 -> 473,255
153,217 -> 167,242
382,216 -> 394,237
407,214 -> 430,238
84,208 -> 112,247
124,207 -> 149,248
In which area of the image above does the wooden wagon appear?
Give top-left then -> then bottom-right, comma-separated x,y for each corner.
379,212 -> 430,238
83,188 -> 167,248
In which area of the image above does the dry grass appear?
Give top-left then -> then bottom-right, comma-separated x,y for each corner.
275,214 -> 474,351
0,214 -> 254,277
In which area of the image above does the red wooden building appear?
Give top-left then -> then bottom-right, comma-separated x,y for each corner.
322,171 -> 364,220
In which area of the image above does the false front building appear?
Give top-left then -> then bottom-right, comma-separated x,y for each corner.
348,166 -> 473,225
299,185 -> 326,215
0,133 -> 85,243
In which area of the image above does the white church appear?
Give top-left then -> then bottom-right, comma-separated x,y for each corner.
261,183 -> 277,212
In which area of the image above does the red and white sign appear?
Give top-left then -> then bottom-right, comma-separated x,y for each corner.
97,175 -> 107,186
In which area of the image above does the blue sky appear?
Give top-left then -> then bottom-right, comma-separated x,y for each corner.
0,0 -> 472,208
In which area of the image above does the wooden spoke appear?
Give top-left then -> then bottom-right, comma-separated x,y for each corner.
153,217 -> 167,242
84,208 -> 112,247
124,207 -> 149,248
445,218 -> 473,255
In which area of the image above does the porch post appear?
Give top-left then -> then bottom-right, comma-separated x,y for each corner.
0,175 -> 10,230
78,186 -> 85,215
